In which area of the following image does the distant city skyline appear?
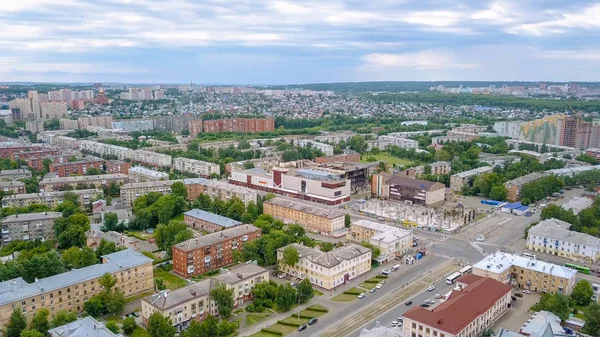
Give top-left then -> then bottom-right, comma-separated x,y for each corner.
2,1 -> 600,83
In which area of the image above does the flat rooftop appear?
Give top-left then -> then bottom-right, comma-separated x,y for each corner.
352,219 -> 412,243
2,212 -> 62,223
452,166 -> 493,178
174,225 -> 261,252
121,179 -> 179,189
129,166 -> 169,178
40,173 -> 127,184
184,209 -> 242,228
473,251 -> 577,279
184,177 -> 257,195
265,197 -> 344,219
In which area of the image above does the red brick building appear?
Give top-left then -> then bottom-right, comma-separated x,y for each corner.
25,155 -> 71,172
1,145 -> 43,159
172,225 -> 261,277
72,100 -> 86,110
50,159 -> 104,177
188,120 -> 203,136
203,117 -> 275,133
183,209 -> 242,233
11,149 -> 59,161
105,160 -> 132,175
315,152 -> 360,164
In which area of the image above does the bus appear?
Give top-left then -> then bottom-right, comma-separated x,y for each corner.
459,265 -> 472,275
446,272 -> 462,284
564,263 -> 591,275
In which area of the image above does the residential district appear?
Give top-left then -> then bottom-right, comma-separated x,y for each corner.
1,83 -> 600,337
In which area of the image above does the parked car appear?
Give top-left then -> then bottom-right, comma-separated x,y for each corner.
376,283 -> 383,289
358,293 -> 366,299
298,324 -> 307,331
427,286 -> 435,291
131,312 -> 140,317
391,321 -> 400,327
514,293 -> 523,298
369,288 -> 376,293
511,296 -> 517,301
421,303 -> 430,308
308,318 -> 318,325
381,269 -> 392,276
405,301 -> 413,306
290,281 -> 297,287
272,271 -> 278,276
523,289 -> 531,294
278,273 -> 287,279
434,294 -> 442,299
425,299 -> 435,304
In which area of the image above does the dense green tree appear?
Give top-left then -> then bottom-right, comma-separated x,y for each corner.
210,284 -> 234,318
361,241 -> 380,258
83,297 -> 105,317
96,239 -> 120,257
297,279 -> 314,304
29,308 -> 49,334
7,309 -> 28,337
489,185 -> 508,201
57,226 -> 86,248
532,293 -> 571,323
122,317 -> 137,335
320,242 -> 334,252
19,330 -> 45,337
155,220 -> 193,253
147,312 -> 176,337
21,251 -> 66,283
50,310 -> 77,328
572,280 -> 594,307
275,284 -> 297,311
345,214 -> 351,227
582,303 -> 600,337
154,278 -> 167,291
106,321 -> 120,334
102,212 -> 119,231
62,247 -> 97,269
171,181 -> 188,199
282,246 -> 300,267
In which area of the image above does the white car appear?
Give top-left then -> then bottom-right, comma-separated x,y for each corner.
358,293 -> 366,299
278,273 -> 287,279
523,289 -> 532,294
434,294 -> 442,299
376,283 -> 383,289
391,320 -> 402,327
381,269 -> 392,276
425,299 -> 435,304
427,286 -> 435,291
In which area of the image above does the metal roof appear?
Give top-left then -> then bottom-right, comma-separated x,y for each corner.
184,209 -> 242,228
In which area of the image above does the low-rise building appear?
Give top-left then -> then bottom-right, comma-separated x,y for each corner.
294,139 -> 334,156
263,197 -> 345,234
347,220 -> 413,262
173,157 -> 220,177
183,178 -> 257,205
0,249 -> 153,326
371,174 -> 445,207
49,316 -> 123,337
314,150 -> 360,164
0,169 -> 32,182
213,263 -> 270,307
39,174 -> 128,192
527,218 -> 600,263
50,158 -> 104,177
120,180 -> 179,205
277,243 -> 371,290
450,166 -> 494,191
1,189 -> 102,208
402,274 -> 512,337
184,209 -> 242,232
172,225 -> 262,277
504,172 -> 547,202
0,180 -> 26,194
473,251 -> 577,294
1,212 -> 62,243
378,135 -> 419,149
128,166 -> 169,182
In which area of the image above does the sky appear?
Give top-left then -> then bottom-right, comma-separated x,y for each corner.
2,0 -> 600,84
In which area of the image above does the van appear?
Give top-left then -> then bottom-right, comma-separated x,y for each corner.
393,264 -> 401,270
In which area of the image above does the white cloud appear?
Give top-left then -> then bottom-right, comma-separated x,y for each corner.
472,2 -> 515,24
0,58 -> 146,74
507,4 -> 600,36
362,51 -> 476,70
399,11 -> 464,27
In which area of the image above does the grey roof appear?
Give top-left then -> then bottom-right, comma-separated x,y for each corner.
1,211 -> 62,223
505,172 -> 547,187
0,169 -> 32,176
174,225 -> 261,252
452,166 -> 493,178
0,249 -> 152,305
473,251 -> 577,279
0,180 -> 25,187
213,263 -> 268,284
265,197 -> 344,219
40,173 -> 127,184
561,197 -> 593,215
387,175 -> 443,191
120,179 -> 180,189
529,218 -> 600,248
49,316 -> 123,337
129,166 -> 169,178
278,243 -> 371,268
183,177 -> 257,195
2,189 -> 102,202
143,279 -> 216,311
520,311 -> 564,337
184,209 -> 242,228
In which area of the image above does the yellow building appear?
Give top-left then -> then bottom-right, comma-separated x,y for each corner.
347,220 -> 413,262
277,243 -> 371,290
473,251 -> 577,294
263,197 -> 345,234
0,250 -> 153,327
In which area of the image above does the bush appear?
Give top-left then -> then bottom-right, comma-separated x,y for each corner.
260,328 -> 283,336
306,307 -> 328,313
122,317 -> 136,335
365,280 -> 380,284
298,314 -> 316,319
246,304 -> 255,312
375,275 -> 388,279
343,290 -> 362,295
277,320 -> 301,327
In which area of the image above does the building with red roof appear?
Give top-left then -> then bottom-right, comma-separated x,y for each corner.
402,275 -> 512,337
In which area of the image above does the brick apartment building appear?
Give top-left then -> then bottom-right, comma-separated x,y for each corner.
183,209 -> 242,233
203,117 -> 275,133
105,160 -> 132,175
50,158 -> 104,177
0,144 -> 43,158
172,225 -> 261,277
314,151 -> 360,164
11,149 -> 59,161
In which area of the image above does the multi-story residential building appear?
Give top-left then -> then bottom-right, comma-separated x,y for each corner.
78,116 -> 114,129
347,220 -> 413,261
225,157 -> 282,174
0,169 -> 32,182
365,139 -> 391,151
47,90 -> 62,101
72,100 -> 86,110
504,172 -> 547,202
314,150 -> 360,164
213,263 -> 269,307
1,189 -> 102,208
60,88 -> 72,108
402,274 -> 512,337
0,249 -> 153,326
188,119 -> 203,136
450,166 -> 494,191
473,251 -> 577,294
527,218 -> 600,263
314,131 -> 356,144
39,174 -> 128,192
40,101 -> 68,119
80,140 -> 133,160
0,144 -> 43,158
203,117 -> 275,133
59,118 -> 79,130
25,120 -> 44,134
1,212 -> 62,243
130,150 -> 172,167
183,209 -> 242,232
50,158 -> 104,177
294,139 -> 334,156
120,180 -> 179,205
10,148 -> 57,161
153,115 -> 198,133
173,157 -> 220,177
0,181 -> 26,194
479,155 -> 521,168
9,97 -> 39,120
128,166 -> 169,182
371,174 -> 445,207
49,317 -> 121,337
112,119 -> 155,132
378,135 -> 419,149
183,178 -> 258,205
277,243 -> 371,290
453,124 -> 488,134
172,225 -> 262,277
494,121 -> 524,139
263,197 -> 345,234
105,160 -> 132,175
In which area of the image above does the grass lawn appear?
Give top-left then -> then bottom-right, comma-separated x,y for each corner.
281,316 -> 306,325
298,305 -> 328,318
267,323 -> 299,335
131,326 -> 150,337
360,282 -> 377,290
246,312 -> 272,326
361,153 -> 414,167
126,230 -> 154,241
154,268 -> 188,290
249,332 -> 281,337
313,289 -> 324,296
331,293 -> 358,302
126,290 -> 153,304
172,213 -> 184,221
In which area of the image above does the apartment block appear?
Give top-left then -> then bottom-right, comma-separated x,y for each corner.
473,251 -> 577,294
277,243 -> 371,290
527,218 -> 600,263
173,157 -> 220,177
153,115 -> 198,133
294,139 -> 334,156
347,220 -> 413,261
402,274 -> 512,337
128,166 -> 169,182
9,98 -> 39,120
50,158 -> 104,177
0,144 -> 43,158
1,212 -> 62,243
263,197 -> 345,234
213,263 -> 269,307
59,118 -> 78,130
25,120 -> 44,134
105,160 -> 132,175
50,135 -> 79,149
40,101 -> 68,120
378,135 -> 419,149
0,169 -> 32,182
188,119 -> 203,136
25,156 -> 69,172
504,172 -> 547,202
494,121 -> 523,139
112,119 -> 155,132
120,180 -> 179,205
0,250 -> 153,327
11,149 -> 59,161
130,150 -> 172,167
314,151 -> 361,164
183,178 -> 258,205
203,117 -> 275,133
183,209 -> 242,232
0,181 -> 26,194
450,166 -> 494,191
39,174 -> 128,192
1,189 -> 102,208
78,116 -> 114,129
172,225 -> 262,277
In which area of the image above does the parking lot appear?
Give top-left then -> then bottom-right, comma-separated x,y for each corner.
492,291 -> 540,333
